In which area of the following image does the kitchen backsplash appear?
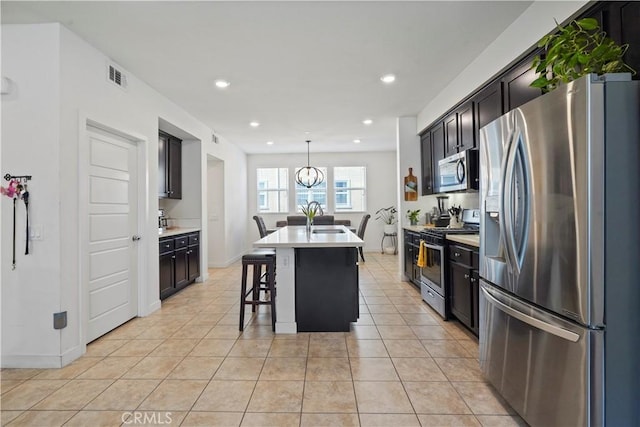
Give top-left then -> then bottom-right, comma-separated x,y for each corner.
401,192 -> 479,226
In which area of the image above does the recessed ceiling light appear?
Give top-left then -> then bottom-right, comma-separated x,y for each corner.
380,74 -> 396,84
304,131 -> 311,135
266,141 -> 274,145
250,121 -> 260,127
363,119 -> 373,125
214,79 -> 230,88
353,139 -> 361,144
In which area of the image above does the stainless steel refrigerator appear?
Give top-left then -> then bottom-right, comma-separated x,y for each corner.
478,74 -> 640,427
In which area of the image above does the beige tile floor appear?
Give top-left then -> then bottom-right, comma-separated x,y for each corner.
0,254 -> 526,427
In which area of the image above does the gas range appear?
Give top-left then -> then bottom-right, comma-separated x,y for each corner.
421,226 -> 479,245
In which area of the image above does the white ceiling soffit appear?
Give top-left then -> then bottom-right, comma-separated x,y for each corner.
1,1 -> 533,154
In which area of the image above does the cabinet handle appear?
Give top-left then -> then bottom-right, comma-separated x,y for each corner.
464,273 -> 470,279
172,255 -> 176,259
470,277 -> 476,282
454,252 -> 461,257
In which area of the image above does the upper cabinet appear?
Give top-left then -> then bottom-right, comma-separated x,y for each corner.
420,132 -> 434,196
474,81 -> 502,133
501,50 -> 543,113
443,100 -> 475,158
158,131 -> 182,199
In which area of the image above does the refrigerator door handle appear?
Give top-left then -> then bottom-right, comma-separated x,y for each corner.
500,129 -> 518,274
481,286 -> 580,342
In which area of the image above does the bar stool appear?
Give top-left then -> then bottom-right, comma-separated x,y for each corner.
239,249 -> 276,331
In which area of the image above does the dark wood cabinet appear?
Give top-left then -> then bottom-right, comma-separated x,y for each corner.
449,261 -> 473,328
457,101 -> 475,151
501,51 -> 543,113
295,247 -> 359,332
158,131 -> 182,199
431,124 -> 445,193
159,237 -> 175,300
474,81 -> 503,136
420,132 -> 434,196
159,231 -> 200,300
187,244 -> 200,281
444,113 -> 458,157
403,230 -> 421,288
444,101 -> 475,158
447,243 -> 479,336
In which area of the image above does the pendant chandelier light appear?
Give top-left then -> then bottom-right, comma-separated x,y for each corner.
295,140 -> 325,188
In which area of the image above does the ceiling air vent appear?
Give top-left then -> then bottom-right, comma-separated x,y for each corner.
107,63 -> 127,89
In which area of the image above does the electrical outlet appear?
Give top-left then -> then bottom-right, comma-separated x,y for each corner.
29,225 -> 43,241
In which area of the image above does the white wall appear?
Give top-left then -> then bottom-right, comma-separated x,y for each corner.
1,23 -> 248,367
1,24 -> 62,367
206,157 -> 226,267
417,0 -> 588,131
247,151 -> 397,253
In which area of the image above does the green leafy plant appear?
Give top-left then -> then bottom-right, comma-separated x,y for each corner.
530,18 -> 635,93
300,203 -> 319,221
406,209 -> 421,224
375,206 -> 397,225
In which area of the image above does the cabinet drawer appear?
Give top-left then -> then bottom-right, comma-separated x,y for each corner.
159,238 -> 174,254
449,245 -> 472,266
174,235 -> 189,249
188,233 -> 200,246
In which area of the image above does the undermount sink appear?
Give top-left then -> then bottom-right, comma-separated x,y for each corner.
312,228 -> 345,234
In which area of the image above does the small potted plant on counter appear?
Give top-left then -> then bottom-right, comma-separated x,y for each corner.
406,209 -> 421,226
375,206 -> 397,235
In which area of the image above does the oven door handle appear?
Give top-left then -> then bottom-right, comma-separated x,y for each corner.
422,242 -> 444,251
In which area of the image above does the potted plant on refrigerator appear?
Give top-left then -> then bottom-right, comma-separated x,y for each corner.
530,18 -> 635,93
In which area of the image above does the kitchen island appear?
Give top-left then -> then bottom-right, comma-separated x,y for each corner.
253,225 -> 363,333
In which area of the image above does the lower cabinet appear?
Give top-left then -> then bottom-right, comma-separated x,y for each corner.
403,230 -> 421,288
447,243 -> 479,336
159,231 -> 200,300
295,247 -> 359,332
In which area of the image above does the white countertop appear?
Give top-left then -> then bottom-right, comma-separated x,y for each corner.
158,227 -> 201,238
254,225 -> 363,248
446,234 -> 480,248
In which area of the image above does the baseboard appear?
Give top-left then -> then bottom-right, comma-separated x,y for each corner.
1,354 -> 65,369
143,300 -> 162,316
61,344 -> 84,367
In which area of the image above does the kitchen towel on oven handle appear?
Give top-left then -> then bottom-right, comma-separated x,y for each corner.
417,240 -> 426,268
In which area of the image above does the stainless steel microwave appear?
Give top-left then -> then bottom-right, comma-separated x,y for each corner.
437,150 -> 478,193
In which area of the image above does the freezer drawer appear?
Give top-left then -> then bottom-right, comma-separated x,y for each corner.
479,280 -> 603,427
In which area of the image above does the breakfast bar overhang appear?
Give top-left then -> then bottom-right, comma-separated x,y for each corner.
253,225 -> 364,333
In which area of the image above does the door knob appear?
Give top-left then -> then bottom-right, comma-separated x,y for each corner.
132,235 -> 142,241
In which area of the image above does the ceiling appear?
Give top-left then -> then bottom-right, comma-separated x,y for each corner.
1,1 -> 533,154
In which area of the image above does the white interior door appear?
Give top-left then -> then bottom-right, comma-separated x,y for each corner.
86,128 -> 139,342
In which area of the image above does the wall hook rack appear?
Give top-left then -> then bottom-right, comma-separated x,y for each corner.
4,174 -> 32,182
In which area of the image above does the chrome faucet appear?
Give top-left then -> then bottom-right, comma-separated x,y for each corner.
306,201 -> 324,217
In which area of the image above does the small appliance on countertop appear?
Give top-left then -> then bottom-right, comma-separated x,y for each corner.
158,209 -> 169,233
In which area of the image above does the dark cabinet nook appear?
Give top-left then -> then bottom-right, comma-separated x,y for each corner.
159,231 -> 200,300
158,131 -> 182,199
403,230 -> 421,288
447,243 -> 479,336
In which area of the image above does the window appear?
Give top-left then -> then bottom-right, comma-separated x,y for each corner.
256,168 -> 288,213
334,167 -> 366,212
295,167 -> 327,212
